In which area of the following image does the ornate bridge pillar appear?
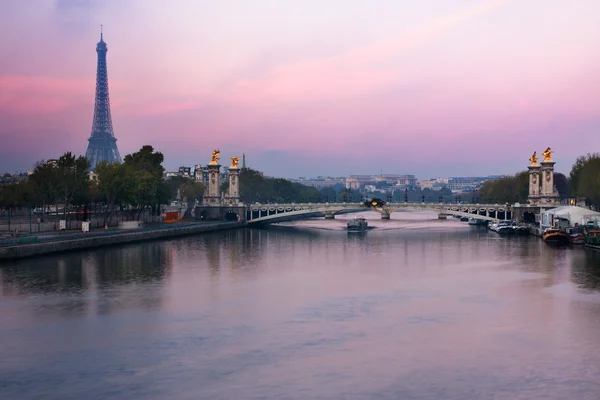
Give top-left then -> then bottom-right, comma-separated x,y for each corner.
204,150 -> 221,206
380,211 -> 390,220
324,212 -> 336,220
227,156 -> 240,205
539,147 -> 559,205
527,151 -> 541,205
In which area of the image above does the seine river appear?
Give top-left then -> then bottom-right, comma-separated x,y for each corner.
2,212 -> 600,400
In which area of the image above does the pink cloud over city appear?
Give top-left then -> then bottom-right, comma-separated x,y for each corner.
1,0 -> 599,178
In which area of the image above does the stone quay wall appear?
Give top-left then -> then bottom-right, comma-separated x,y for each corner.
0,221 -> 244,260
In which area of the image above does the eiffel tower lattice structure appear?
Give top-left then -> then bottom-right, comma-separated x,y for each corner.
85,28 -> 122,169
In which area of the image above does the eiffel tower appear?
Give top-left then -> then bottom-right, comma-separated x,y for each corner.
85,27 -> 122,169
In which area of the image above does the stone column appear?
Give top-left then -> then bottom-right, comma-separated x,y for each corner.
204,163 -> 221,206
540,161 -> 555,196
527,165 -> 541,205
228,166 -> 240,205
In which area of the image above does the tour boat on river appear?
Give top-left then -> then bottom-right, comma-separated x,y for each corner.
543,228 -> 569,246
347,217 -> 368,233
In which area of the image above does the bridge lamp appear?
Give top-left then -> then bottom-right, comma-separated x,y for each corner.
371,201 -> 378,207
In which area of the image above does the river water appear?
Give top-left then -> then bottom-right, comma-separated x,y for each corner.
1,212 -> 600,400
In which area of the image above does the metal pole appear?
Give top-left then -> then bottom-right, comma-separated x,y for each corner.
29,208 -> 32,234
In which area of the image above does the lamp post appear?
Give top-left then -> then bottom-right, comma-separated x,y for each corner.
404,188 -> 408,203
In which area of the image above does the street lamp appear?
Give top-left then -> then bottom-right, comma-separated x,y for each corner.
404,188 -> 408,203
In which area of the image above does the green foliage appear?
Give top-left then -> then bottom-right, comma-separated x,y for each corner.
239,168 -> 322,203
119,146 -> 170,219
569,153 -> 600,208
123,145 -> 165,180
55,152 -> 91,219
181,180 -> 205,202
569,153 -> 599,196
319,186 -> 337,202
479,171 -> 528,204
570,155 -> 600,209
553,172 -> 570,199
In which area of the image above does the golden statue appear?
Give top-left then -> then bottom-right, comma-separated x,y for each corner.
528,151 -> 539,166
542,147 -> 553,162
209,149 -> 220,165
230,156 -> 240,169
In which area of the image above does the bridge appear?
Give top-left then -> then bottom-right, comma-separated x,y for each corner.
246,202 -> 513,225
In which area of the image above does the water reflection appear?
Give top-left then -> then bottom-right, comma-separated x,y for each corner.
2,223 -> 600,399
571,248 -> 600,290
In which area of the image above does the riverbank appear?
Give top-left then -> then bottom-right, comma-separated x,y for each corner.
0,221 -> 244,260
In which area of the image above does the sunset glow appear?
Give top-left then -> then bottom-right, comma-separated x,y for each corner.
1,0 -> 599,177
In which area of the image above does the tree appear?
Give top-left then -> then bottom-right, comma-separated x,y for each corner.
239,168 -> 321,204
479,171 -> 528,204
28,160 -> 58,212
121,146 -> 169,220
180,180 -> 206,217
56,152 -> 90,223
569,153 -> 600,205
570,153 -> 600,196
576,157 -> 600,210
553,172 -> 570,199
123,145 -> 165,179
319,186 -> 337,202
95,161 -> 125,225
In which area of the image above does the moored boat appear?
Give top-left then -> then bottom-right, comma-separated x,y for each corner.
513,225 -> 529,235
347,217 -> 368,232
566,226 -> 585,245
543,228 -> 569,246
496,224 -> 514,234
468,218 -> 486,226
584,228 -> 600,249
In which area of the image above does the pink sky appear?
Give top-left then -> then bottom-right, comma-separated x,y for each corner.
1,0 -> 599,178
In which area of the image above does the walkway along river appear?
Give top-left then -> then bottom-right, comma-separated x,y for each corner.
0,221 -> 244,260
1,213 -> 600,399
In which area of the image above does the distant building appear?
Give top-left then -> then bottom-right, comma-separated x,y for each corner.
294,177 -> 346,189
178,166 -> 192,178
346,175 -> 376,189
447,176 -> 501,193
418,178 -> 449,190
375,174 -> 417,187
